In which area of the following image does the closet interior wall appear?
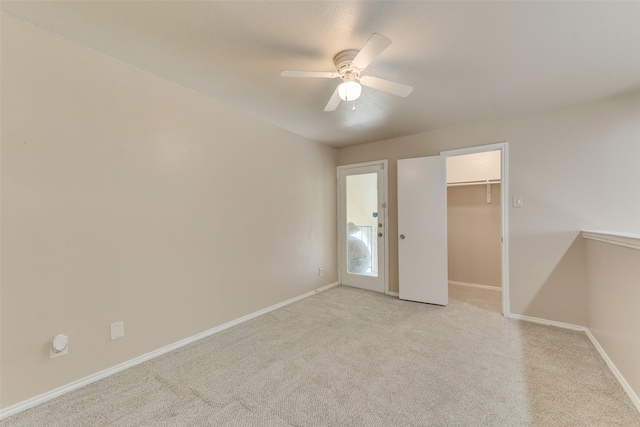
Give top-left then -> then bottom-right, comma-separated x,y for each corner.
446,151 -> 502,288
447,183 -> 502,288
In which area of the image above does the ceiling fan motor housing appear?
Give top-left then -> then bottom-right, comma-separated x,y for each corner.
334,49 -> 360,79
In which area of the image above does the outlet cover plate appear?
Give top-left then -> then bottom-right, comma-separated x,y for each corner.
110,321 -> 124,340
50,335 -> 69,359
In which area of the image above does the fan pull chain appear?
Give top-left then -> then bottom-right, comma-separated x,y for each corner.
352,100 -> 356,111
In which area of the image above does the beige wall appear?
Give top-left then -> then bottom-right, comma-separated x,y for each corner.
0,14 -> 337,408
585,238 -> 640,402
446,150 -> 501,184
448,184 -> 502,287
338,90 -> 640,326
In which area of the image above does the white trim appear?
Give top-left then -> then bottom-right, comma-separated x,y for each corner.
440,142 -> 508,158
337,160 -> 387,172
336,160 -> 389,295
386,291 -> 399,297
440,142 -> 510,317
501,143 -> 510,316
582,230 -> 640,251
382,161 -> 389,295
0,282 -> 340,420
449,280 -> 502,291
505,313 -> 587,331
585,329 -> 640,413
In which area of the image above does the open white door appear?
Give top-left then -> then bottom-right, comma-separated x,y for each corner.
397,156 -> 448,305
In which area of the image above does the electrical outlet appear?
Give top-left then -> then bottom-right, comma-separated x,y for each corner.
110,321 -> 124,340
319,267 -> 324,276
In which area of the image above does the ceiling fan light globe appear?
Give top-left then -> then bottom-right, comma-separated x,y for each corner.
338,81 -> 362,101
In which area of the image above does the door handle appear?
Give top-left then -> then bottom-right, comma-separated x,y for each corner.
400,234 -> 405,239
378,232 -> 383,237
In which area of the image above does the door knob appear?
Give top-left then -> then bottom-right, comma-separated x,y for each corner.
378,232 -> 383,237
400,234 -> 406,239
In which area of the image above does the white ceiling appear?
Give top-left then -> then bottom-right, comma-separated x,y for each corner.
3,1 -> 640,148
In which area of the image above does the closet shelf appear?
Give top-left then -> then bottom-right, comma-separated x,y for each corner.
447,179 -> 501,187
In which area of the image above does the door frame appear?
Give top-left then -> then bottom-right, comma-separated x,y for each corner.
440,142 -> 510,316
337,160 -> 389,294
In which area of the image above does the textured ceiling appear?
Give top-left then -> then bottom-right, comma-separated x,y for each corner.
2,1 -> 640,148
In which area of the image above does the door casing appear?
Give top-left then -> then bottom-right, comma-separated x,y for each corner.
441,142 -> 510,316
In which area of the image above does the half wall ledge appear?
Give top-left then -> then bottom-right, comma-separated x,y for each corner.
582,230 -> 640,251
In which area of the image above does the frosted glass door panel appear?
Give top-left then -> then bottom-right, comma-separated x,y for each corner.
346,173 -> 378,277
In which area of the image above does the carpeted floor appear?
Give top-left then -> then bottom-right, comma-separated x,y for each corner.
2,285 -> 639,426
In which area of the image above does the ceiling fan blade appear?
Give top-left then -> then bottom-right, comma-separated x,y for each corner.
324,87 -> 342,112
281,70 -> 340,79
360,75 -> 414,97
352,33 -> 392,71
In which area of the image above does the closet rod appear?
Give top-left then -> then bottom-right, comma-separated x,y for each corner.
446,179 -> 501,187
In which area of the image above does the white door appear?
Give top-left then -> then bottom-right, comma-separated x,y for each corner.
338,162 -> 387,293
397,156 -> 448,305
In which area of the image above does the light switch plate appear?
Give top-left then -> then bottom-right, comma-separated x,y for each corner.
110,321 -> 124,340
513,196 -> 523,208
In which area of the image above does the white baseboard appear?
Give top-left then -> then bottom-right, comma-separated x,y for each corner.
385,291 -> 399,297
0,282 -> 340,420
449,280 -> 502,291
584,329 -> 640,413
506,312 -> 639,414
505,312 -> 587,331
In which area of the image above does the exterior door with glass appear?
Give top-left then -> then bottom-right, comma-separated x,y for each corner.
338,162 -> 386,293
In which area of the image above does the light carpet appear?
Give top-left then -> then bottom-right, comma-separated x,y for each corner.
2,285 -> 639,426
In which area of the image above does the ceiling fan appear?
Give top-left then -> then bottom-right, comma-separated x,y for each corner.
280,33 -> 414,112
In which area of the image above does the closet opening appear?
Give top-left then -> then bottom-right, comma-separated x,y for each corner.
443,146 -> 508,315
